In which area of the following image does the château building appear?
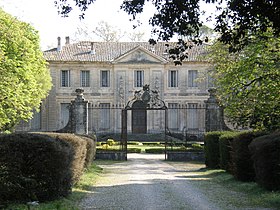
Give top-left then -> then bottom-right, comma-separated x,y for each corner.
17,37 -> 214,138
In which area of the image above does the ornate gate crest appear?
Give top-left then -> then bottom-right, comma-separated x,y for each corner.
125,84 -> 167,110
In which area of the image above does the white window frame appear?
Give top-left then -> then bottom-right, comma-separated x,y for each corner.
61,70 -> 70,87
80,70 -> 90,87
168,70 -> 178,87
188,70 -> 198,88
134,70 -> 144,87
60,103 -> 70,129
100,70 -> 110,87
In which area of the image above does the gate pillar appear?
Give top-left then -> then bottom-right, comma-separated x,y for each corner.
57,89 -> 89,134
205,88 -> 227,132
72,89 -> 88,134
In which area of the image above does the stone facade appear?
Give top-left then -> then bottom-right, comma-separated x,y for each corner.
18,39 -> 215,135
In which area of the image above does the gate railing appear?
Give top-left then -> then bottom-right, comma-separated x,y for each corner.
57,88 -> 228,159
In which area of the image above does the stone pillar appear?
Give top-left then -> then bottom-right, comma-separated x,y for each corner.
72,89 -> 88,134
205,88 -> 227,132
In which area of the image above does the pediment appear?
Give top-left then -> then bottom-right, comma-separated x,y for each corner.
112,46 -> 167,64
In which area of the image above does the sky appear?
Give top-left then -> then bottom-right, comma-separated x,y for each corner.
0,0 -> 217,50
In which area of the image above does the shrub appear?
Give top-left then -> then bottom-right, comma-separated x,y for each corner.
0,133 -> 73,203
219,131 -> 239,172
249,132 -> 280,191
127,148 -> 142,153
204,131 -> 223,168
127,141 -> 141,145
142,142 -> 163,146
107,139 -> 115,146
42,132 -> 87,185
231,131 -> 267,182
102,144 -> 110,149
78,134 -> 97,169
191,143 -> 204,151
145,148 -> 165,154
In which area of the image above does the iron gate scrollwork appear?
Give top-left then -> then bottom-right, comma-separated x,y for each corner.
121,84 -> 168,159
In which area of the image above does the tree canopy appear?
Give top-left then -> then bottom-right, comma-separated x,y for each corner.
207,30 -> 280,131
0,9 -> 52,132
55,0 -> 280,53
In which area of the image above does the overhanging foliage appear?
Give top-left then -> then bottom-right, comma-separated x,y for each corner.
0,9 -> 52,131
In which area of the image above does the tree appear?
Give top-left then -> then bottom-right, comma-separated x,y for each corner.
71,21 -> 145,42
0,9 -> 52,132
207,29 -> 280,131
127,31 -> 145,42
92,21 -> 125,42
55,0 -> 280,53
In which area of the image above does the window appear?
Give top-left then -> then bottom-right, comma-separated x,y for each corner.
188,70 -> 198,87
61,70 -> 70,87
168,103 -> 178,129
101,70 -> 110,87
100,103 -> 110,130
134,70 -> 144,87
80,70 -> 90,87
168,70 -> 178,87
60,103 -> 70,129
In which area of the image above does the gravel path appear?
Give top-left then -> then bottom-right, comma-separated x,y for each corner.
79,154 -> 271,210
79,154 -> 222,210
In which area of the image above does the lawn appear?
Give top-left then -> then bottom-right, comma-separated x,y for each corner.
97,140 -> 204,153
169,162 -> 280,209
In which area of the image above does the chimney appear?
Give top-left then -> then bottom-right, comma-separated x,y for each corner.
57,37 -> 61,51
90,42 -> 95,55
65,36 -> 70,45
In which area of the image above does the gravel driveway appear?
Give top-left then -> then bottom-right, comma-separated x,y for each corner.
79,154 -> 271,210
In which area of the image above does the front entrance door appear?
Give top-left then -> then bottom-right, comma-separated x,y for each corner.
132,101 -> 147,133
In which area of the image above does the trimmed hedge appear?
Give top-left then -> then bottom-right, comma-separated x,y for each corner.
96,148 -> 142,153
145,148 -> 165,154
78,134 -> 97,169
231,131 -> 267,182
249,132 -> 280,191
127,148 -> 142,153
204,131 -> 223,169
0,133 -> 73,203
43,132 -> 87,185
0,132 -> 95,204
219,131 -> 239,172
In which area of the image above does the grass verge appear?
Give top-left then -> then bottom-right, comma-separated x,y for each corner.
5,163 -> 103,210
191,168 -> 280,209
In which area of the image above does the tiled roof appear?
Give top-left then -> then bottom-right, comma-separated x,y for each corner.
43,41 -> 208,63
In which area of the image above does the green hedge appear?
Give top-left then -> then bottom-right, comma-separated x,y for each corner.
204,131 -> 223,169
0,133 -> 74,203
0,132 -> 95,204
219,131 -> 239,172
145,148 -> 165,154
231,131 -> 267,182
42,132 -> 87,185
97,148 -> 142,153
78,134 -> 97,169
127,148 -> 142,153
249,132 -> 280,190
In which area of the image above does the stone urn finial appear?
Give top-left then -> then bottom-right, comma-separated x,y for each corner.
208,87 -> 217,97
76,88 -> 84,95
75,88 -> 85,101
